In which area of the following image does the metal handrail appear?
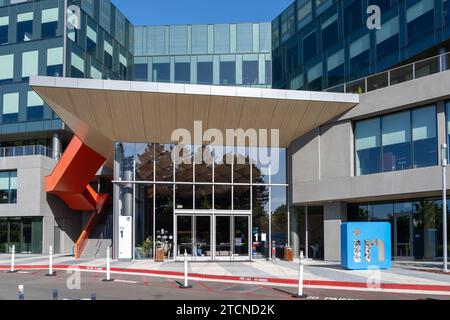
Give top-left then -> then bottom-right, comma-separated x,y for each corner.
0,145 -> 59,159
324,51 -> 450,94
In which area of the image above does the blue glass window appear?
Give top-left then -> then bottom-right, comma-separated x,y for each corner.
355,105 -> 437,176
41,8 -> 59,39
321,15 -> 338,52
27,91 -> 44,121
407,0 -> 434,43
17,13 -> 33,42
355,118 -> 382,176
42,22 -> 57,38
344,0 -> 363,34
175,62 -> 190,84
153,63 -> 170,82
47,65 -> 63,77
412,105 -> 437,168
220,61 -> 236,85
197,62 -> 213,85
133,64 -> 148,81
242,61 -> 258,85
303,31 -> 317,64
0,22 -> 7,45
382,111 -> 412,172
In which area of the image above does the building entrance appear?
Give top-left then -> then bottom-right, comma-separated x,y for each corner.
175,213 -> 251,261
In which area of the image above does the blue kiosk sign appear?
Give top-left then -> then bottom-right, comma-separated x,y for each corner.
341,222 -> 391,270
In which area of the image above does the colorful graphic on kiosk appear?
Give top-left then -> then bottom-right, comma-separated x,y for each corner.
341,222 -> 391,270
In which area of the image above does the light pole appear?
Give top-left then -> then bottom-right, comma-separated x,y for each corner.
441,144 -> 448,273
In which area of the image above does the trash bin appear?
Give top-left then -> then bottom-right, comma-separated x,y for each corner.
155,248 -> 165,262
284,247 -> 293,261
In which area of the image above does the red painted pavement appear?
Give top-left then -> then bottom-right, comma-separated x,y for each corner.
1,264 -> 450,293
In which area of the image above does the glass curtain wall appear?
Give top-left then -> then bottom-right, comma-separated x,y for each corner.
0,217 -> 43,254
115,143 -> 288,261
349,198 -> 450,261
355,104 -> 437,176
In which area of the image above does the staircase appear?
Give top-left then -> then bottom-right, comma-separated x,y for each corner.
45,136 -> 109,258
79,212 -> 113,259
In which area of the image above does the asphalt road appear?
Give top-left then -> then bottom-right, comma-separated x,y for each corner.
0,269 -> 448,301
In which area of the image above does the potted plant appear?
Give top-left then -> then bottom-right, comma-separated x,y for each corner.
139,237 -> 153,259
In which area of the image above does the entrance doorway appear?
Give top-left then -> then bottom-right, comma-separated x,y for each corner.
175,213 -> 251,261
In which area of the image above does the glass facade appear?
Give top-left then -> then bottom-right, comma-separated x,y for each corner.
355,104 -> 438,176
133,23 -> 272,87
0,217 -> 43,254
349,198 -> 450,260
272,0 -> 450,90
115,143 -> 287,261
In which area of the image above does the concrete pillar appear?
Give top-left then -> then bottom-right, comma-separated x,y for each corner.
123,169 -> 133,217
52,133 -> 62,160
290,206 -> 300,257
323,202 -> 347,261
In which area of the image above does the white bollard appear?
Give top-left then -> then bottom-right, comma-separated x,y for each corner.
18,285 -> 24,300
179,250 -> 192,289
102,247 -> 114,282
7,245 -> 17,273
293,250 -> 307,298
46,246 -> 56,276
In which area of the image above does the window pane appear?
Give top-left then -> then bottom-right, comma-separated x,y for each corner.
195,185 -> 212,209
252,186 -> 270,258
234,185 -> 250,210
155,184 -> 174,259
382,111 -> 412,172
175,184 -> 193,210
0,26 -> 6,44
213,146 -> 232,183
412,105 -> 437,168
220,61 -> 235,85
133,64 -> 148,81
194,145 -> 213,183
271,187 -> 288,248
355,117 -> 381,176
215,185 -> 232,210
175,145 -> 193,183
175,62 -> 190,83
155,144 -> 173,182
153,63 -> 170,82
197,62 -> 213,84
135,143 -> 154,181
135,184 -> 153,259
0,55 -> 14,82
242,60 -> 258,85
17,13 -> 33,42
22,51 -> 39,79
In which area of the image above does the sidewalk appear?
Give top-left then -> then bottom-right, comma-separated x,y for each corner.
1,254 -> 450,295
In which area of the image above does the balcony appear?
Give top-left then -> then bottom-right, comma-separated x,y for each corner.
325,52 -> 450,94
0,145 -> 58,159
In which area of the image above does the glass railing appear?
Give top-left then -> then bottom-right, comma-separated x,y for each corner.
0,145 -> 58,159
325,52 -> 450,94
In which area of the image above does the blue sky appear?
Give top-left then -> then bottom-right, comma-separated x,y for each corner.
112,0 -> 294,25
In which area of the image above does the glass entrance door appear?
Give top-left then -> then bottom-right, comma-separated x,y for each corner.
194,216 -> 212,259
214,215 -> 250,261
234,216 -> 249,258
176,215 -> 212,260
176,216 -> 193,256
395,214 -> 413,258
176,214 -> 250,261
215,216 -> 231,260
